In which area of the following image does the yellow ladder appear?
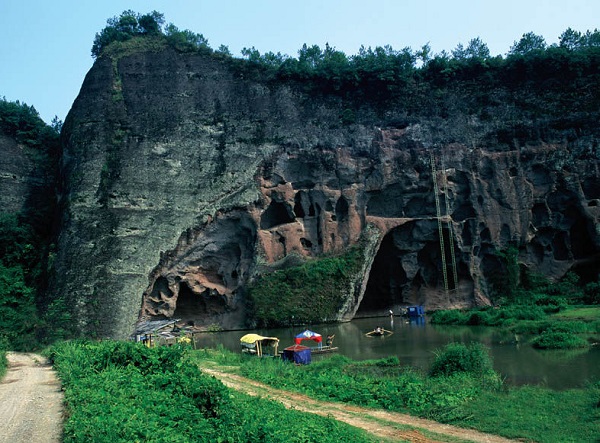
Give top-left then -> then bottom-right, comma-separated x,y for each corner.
431,152 -> 449,294
441,155 -> 459,293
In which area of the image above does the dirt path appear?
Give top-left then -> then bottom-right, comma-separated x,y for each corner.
0,353 -> 63,443
202,368 -> 520,443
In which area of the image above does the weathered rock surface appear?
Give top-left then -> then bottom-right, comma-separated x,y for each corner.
53,47 -> 600,338
0,134 -> 47,215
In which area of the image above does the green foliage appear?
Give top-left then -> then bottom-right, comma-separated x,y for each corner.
509,32 -> 547,56
492,246 -> 520,299
430,304 -> 548,327
459,384 -> 600,442
248,247 -> 363,326
50,341 -> 377,443
197,346 -> 599,441
92,10 -> 212,59
92,10 -> 165,57
0,341 -> 7,378
0,99 -> 61,350
531,330 -> 590,349
164,23 -> 210,53
233,348 -> 501,421
0,97 -> 59,148
583,280 -> 600,304
428,342 -> 496,378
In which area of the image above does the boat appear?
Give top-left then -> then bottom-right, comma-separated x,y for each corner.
289,329 -> 339,354
365,327 -> 393,337
240,333 -> 280,357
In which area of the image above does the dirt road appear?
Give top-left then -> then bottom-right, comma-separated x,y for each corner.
203,368 -> 519,443
0,353 -> 63,443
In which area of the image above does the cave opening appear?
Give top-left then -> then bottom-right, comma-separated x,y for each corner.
358,229 -> 408,315
173,283 -> 228,326
260,200 -> 295,229
173,283 -> 206,321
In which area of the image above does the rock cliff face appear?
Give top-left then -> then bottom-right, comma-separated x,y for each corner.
0,134 -> 46,214
54,46 -> 600,338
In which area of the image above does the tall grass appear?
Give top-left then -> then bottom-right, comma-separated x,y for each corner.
0,348 -> 7,379
195,345 -> 600,442
48,340 -> 379,443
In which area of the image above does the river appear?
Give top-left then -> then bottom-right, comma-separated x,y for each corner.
193,316 -> 600,390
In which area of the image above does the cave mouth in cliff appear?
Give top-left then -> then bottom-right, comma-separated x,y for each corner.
358,230 -> 408,315
172,283 -> 226,324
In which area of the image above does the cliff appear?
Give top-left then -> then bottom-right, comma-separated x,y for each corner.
53,44 -> 600,338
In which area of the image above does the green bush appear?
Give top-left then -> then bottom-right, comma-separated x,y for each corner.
429,342 -> 496,378
532,294 -> 568,313
51,341 -> 377,443
429,309 -> 469,324
248,247 -> 363,326
531,331 -> 590,349
0,346 -> 7,379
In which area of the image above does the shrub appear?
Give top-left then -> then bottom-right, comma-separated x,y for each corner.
429,309 -> 469,324
532,294 -> 568,313
429,342 -> 495,378
531,331 -> 590,349
248,247 -> 364,326
0,344 -> 6,379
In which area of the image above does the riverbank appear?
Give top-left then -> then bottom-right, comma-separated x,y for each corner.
193,345 -> 600,442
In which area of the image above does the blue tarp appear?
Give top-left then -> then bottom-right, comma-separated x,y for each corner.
282,344 -> 311,365
407,305 -> 425,317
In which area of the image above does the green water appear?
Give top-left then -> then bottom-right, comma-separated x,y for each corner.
194,316 -> 600,390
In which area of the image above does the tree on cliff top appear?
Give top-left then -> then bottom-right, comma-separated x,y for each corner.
91,10 -> 211,58
91,10 -> 165,57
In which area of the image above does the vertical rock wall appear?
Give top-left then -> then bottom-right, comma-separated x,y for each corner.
53,47 -> 600,338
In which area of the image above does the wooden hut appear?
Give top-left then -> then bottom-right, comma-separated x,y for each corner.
132,319 -> 181,347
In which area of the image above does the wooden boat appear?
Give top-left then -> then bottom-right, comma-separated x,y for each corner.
309,345 -> 339,354
365,328 -> 393,337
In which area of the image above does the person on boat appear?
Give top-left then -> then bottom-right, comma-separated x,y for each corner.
326,334 -> 334,347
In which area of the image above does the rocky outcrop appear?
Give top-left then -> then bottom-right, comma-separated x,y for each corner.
53,46 -> 600,338
0,134 -> 46,215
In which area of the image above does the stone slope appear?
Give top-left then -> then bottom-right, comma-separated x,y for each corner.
53,46 -> 600,338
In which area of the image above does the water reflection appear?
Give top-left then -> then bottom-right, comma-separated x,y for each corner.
194,317 -> 600,390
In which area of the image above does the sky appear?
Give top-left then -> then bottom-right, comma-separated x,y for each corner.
2,0 -> 600,124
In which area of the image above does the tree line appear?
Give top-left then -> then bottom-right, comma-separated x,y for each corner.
92,11 -> 600,93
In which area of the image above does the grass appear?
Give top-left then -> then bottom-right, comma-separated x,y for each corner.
556,306 -> 600,321
457,385 -> 600,442
48,340 -> 382,443
0,348 -> 7,379
431,303 -> 600,350
193,345 -> 600,443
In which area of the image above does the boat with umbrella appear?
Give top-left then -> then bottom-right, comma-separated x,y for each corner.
293,329 -> 338,354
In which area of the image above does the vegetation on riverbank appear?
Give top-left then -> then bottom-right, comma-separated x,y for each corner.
47,340 -> 382,443
430,268 -> 600,349
194,345 -> 600,442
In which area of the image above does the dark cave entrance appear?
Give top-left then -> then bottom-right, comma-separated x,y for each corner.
173,283 -> 228,325
358,230 -> 408,315
358,221 -> 462,316
173,283 -> 206,321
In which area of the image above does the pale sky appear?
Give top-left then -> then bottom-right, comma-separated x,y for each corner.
1,0 -> 599,124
